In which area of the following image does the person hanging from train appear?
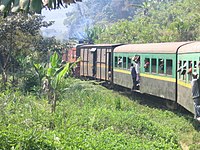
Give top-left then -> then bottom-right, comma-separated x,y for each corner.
191,72 -> 200,122
177,61 -> 187,75
130,63 -> 137,90
133,55 -> 140,88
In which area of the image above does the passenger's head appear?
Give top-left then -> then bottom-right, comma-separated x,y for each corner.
192,72 -> 198,78
131,63 -> 134,66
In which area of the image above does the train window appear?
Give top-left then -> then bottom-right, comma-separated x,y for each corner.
158,59 -> 164,74
166,59 -> 172,75
115,56 -> 118,67
144,58 -> 150,72
101,49 -> 106,62
151,58 -> 157,73
123,57 -> 126,69
128,57 -> 132,69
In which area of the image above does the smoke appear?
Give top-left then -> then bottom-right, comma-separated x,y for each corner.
41,0 -> 136,41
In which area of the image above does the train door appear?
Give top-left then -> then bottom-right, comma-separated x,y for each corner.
89,48 -> 97,78
80,48 -> 88,77
107,52 -> 112,81
99,48 -> 111,81
92,50 -> 97,77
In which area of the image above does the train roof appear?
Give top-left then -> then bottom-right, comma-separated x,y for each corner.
79,43 -> 122,48
113,42 -> 192,54
178,42 -> 200,54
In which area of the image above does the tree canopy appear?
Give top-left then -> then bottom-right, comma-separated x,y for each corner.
94,0 -> 200,44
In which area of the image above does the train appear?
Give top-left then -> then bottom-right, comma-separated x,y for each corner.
65,41 -> 200,114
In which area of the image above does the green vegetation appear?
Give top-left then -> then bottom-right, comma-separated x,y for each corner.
0,78 -> 199,149
0,1 -> 200,149
93,0 -> 200,44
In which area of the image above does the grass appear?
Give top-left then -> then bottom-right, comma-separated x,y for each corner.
0,78 -> 199,149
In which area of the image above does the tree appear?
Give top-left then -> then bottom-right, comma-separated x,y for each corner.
0,13 -> 53,86
84,25 -> 105,44
0,0 -> 82,17
128,1 -> 151,16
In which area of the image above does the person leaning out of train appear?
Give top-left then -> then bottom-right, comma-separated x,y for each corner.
187,62 -> 193,74
118,58 -> 122,65
191,72 -> 200,122
144,61 -> 150,69
130,63 -> 137,90
177,62 -> 187,75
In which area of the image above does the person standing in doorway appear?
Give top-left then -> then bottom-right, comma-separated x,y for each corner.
130,63 -> 137,90
134,56 -> 140,88
191,72 -> 200,121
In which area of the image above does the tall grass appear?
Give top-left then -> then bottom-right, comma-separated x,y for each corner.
0,78 -> 199,149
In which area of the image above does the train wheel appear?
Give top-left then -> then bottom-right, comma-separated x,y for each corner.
166,101 -> 177,110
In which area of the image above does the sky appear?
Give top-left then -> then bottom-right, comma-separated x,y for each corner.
41,8 -> 70,32
40,2 -> 90,41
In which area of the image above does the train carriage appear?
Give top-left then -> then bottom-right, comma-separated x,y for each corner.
75,41 -> 200,114
77,44 -> 121,81
177,42 -> 200,113
113,42 -> 196,111
62,44 -> 82,77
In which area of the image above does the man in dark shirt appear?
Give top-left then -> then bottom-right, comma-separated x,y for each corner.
130,63 -> 137,90
191,72 -> 200,121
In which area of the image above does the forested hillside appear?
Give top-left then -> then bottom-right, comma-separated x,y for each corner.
94,0 -> 200,43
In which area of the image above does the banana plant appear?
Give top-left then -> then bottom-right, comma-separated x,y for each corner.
33,63 -> 46,88
45,51 -> 70,113
33,51 -> 80,113
0,0 -> 82,17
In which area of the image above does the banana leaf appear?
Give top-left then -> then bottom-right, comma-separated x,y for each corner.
19,0 -> 30,11
50,52 -> 59,68
30,0 -> 42,14
0,0 -> 12,11
11,0 -> 20,12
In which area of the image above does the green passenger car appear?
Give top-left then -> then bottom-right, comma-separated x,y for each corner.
177,42 -> 200,113
76,41 -> 200,114
113,42 -> 199,113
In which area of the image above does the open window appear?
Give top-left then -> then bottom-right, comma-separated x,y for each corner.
114,56 -> 118,67
123,57 -> 126,69
151,58 -> 157,73
158,59 -> 164,74
166,59 -> 172,75
128,57 -> 132,69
